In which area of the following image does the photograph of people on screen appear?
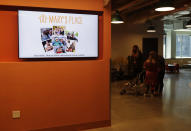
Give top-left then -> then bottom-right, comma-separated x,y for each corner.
53,26 -> 65,36
41,26 -> 78,54
41,28 -> 53,52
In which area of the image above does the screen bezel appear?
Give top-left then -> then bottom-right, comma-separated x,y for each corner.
16,7 -> 102,59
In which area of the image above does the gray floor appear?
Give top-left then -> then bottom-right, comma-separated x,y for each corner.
88,69 -> 191,131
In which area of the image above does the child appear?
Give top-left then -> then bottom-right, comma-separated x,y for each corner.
52,38 -> 66,53
45,41 -> 53,52
144,51 -> 158,96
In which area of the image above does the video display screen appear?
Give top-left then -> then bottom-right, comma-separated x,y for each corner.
18,10 -> 98,58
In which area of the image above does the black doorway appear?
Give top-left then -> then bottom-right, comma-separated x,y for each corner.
142,38 -> 158,60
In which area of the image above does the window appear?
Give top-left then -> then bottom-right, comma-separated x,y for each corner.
163,35 -> 167,58
163,31 -> 171,59
176,34 -> 191,58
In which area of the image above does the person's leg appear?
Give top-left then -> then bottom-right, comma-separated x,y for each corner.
145,85 -> 150,94
154,86 -> 159,96
155,83 -> 159,93
151,84 -> 155,94
154,73 -> 161,95
54,46 -> 59,53
140,71 -> 145,83
61,45 -> 67,53
159,82 -> 163,94
159,72 -> 165,95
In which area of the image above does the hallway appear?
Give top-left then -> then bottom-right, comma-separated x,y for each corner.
88,69 -> 191,131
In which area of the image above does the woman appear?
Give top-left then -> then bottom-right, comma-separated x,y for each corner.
144,51 -> 158,95
129,45 -> 143,77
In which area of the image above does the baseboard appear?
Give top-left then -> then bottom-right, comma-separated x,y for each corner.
30,120 -> 111,131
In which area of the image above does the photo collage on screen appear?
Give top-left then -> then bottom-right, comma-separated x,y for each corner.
40,26 -> 78,54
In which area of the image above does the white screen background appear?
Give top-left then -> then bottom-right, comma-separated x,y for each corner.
18,10 -> 98,58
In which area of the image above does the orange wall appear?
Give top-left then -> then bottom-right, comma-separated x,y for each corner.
0,11 -> 18,61
0,0 -> 103,11
0,0 -> 111,131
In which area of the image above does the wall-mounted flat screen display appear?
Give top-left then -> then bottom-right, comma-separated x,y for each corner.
18,10 -> 98,58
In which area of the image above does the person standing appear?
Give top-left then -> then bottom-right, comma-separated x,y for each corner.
144,51 -> 158,96
156,55 -> 165,96
129,45 -> 143,77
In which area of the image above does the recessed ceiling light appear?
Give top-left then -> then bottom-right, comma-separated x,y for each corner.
147,25 -> 156,33
147,30 -> 156,33
111,21 -> 124,24
177,11 -> 190,15
155,0 -> 175,12
155,7 -> 175,12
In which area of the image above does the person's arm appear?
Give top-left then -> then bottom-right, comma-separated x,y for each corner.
52,41 -> 55,46
144,60 -> 150,70
58,42 -> 62,46
63,41 -> 67,46
143,61 -> 147,70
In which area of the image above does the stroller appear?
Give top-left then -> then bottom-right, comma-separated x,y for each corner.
120,71 -> 146,96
